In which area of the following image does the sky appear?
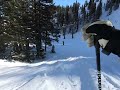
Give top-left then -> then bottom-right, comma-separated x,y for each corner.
53,0 -> 88,6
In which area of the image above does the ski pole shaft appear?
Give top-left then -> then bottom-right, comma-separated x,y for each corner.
94,36 -> 102,90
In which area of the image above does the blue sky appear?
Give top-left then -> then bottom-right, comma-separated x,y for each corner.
53,0 -> 88,6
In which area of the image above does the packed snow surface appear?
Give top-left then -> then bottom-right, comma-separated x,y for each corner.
0,32 -> 120,90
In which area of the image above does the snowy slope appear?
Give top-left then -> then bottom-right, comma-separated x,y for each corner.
100,1 -> 120,29
0,1 -> 120,90
101,7 -> 120,29
0,32 -> 120,90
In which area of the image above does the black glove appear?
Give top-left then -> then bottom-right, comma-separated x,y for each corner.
102,40 -> 120,57
82,20 -> 113,47
86,24 -> 114,40
84,20 -> 120,57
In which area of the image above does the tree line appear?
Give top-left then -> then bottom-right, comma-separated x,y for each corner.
0,0 -> 120,63
80,0 -> 120,24
0,0 -> 60,62
55,1 -> 80,39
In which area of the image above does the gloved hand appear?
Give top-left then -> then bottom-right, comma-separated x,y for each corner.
82,20 -> 112,48
81,20 -> 112,55
86,20 -> 114,40
82,20 -> 120,57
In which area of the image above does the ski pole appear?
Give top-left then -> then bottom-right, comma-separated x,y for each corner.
94,36 -> 102,90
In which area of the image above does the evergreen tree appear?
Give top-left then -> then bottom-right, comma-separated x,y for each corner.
105,0 -> 111,11
72,1 -> 80,30
0,0 -> 60,62
96,0 -> 102,19
0,0 -> 21,59
68,6 -> 74,24
33,0 -> 58,58
65,5 -> 69,25
113,0 -> 119,10
0,0 -> 5,57
81,5 -> 86,23
88,0 -> 92,10
85,0 -> 88,7
89,1 -> 96,21
108,1 -> 113,15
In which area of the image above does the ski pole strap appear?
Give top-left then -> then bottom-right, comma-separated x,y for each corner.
94,36 -> 102,90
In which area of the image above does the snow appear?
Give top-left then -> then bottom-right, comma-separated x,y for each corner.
0,31 -> 120,90
101,3 -> 120,29
0,2 -> 120,90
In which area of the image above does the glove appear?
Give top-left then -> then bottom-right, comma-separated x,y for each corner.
81,20 -> 111,55
98,39 -> 109,48
102,40 -> 120,57
81,20 -> 112,47
82,20 -> 120,57
86,20 -> 114,40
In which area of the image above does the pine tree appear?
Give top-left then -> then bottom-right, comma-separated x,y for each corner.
85,0 -> 88,6
113,0 -> 119,10
33,0 -> 60,58
87,0 -> 96,22
72,1 -> 80,30
96,0 -> 102,19
0,0 -> 60,62
57,6 -> 66,27
108,1 -> 113,15
0,0 -> 21,59
105,0 -> 111,11
68,6 -> 74,24
65,5 -> 69,25
0,0 -> 5,57
88,0 -> 92,10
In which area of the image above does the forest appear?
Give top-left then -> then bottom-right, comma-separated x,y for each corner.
0,0 -> 120,63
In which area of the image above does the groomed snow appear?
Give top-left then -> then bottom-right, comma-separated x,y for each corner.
0,31 -> 120,90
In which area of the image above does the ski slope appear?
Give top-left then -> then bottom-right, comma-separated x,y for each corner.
0,32 -> 120,90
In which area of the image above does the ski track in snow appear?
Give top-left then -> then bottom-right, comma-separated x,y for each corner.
0,32 -> 120,90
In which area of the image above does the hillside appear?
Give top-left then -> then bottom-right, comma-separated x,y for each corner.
0,31 -> 120,90
101,6 -> 120,29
